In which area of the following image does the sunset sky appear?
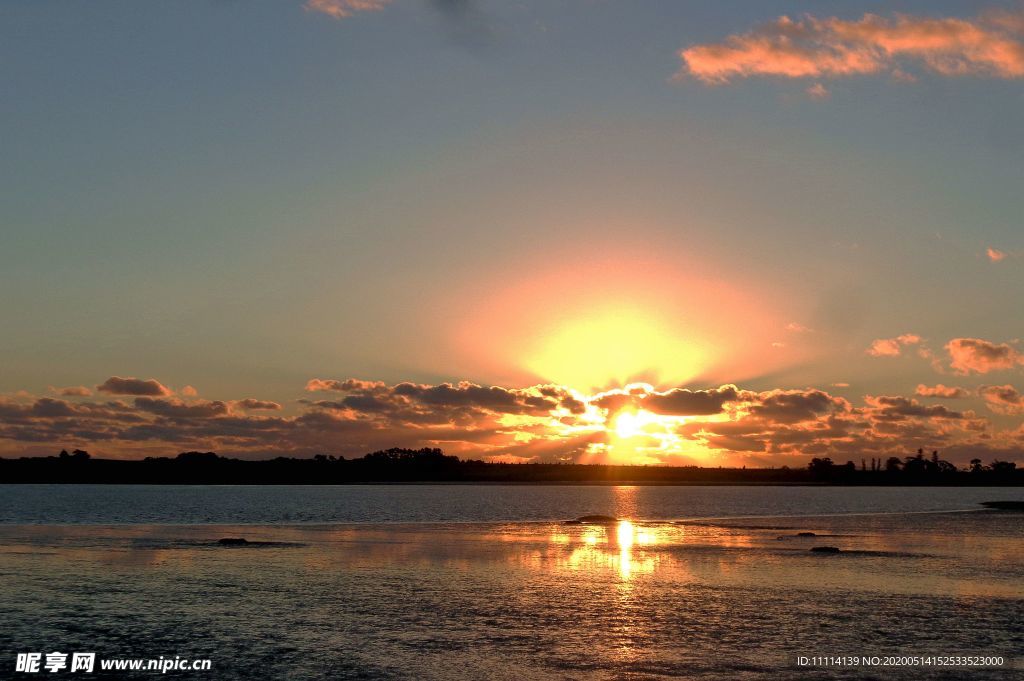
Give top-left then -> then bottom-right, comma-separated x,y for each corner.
1,1 -> 1022,465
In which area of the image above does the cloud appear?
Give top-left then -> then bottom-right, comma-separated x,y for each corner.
50,386 -> 92,397
303,0 -> 391,19
312,379 -> 586,423
864,395 -> 966,421
805,82 -> 830,99
592,384 -> 742,417
306,378 -> 385,392
234,399 -> 283,411
1,375 -> 1020,466
96,377 -> 172,397
786,322 -> 813,333
643,386 -> 742,416
867,333 -> 921,357
133,398 -> 230,419
987,247 -> 1007,261
946,337 -> 1023,374
916,384 -> 969,399
746,388 -> 849,423
671,386 -> 991,462
678,9 -> 1024,85
979,384 -> 1024,414
180,385 -> 198,397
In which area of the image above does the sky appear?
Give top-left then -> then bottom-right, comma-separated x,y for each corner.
1,0 -> 1022,465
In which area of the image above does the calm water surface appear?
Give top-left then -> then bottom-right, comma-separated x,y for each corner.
3,484 -> 1022,524
1,486 -> 1021,679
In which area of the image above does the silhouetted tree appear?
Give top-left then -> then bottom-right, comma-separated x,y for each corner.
175,451 -> 219,463
904,451 -> 927,476
808,458 -> 835,478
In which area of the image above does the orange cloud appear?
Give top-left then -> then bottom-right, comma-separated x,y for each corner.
303,0 -> 390,20
916,384 -> 969,399
306,378 -> 386,392
679,9 -> 1024,85
979,384 -> 1024,414
987,247 -> 1008,262
867,333 -> 921,357
946,338 -> 1023,374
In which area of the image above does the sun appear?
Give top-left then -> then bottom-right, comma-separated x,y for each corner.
598,403 -> 690,464
612,409 -> 661,439
559,390 -> 722,465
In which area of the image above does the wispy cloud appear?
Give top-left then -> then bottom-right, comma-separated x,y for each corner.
678,8 -> 1024,86
805,82 -> 830,99
303,0 -> 391,20
987,247 -> 1008,262
50,386 -> 92,397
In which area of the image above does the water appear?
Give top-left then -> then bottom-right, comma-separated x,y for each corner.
0,486 -> 1021,679
3,484 -> 1022,524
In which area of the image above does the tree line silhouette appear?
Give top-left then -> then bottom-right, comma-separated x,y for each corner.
807,448 -> 1018,483
0,447 -> 1020,485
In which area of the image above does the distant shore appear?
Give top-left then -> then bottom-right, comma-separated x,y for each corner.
2,448 -> 1021,486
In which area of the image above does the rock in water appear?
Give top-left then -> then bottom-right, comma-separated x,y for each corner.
810,546 -> 841,553
981,501 -> 1024,511
564,515 -> 619,525
217,538 -> 249,546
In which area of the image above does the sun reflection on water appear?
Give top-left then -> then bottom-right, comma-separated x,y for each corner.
554,518 -> 664,581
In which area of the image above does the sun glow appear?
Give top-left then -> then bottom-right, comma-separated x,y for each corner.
523,307 -> 708,391
454,252 -> 793,392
